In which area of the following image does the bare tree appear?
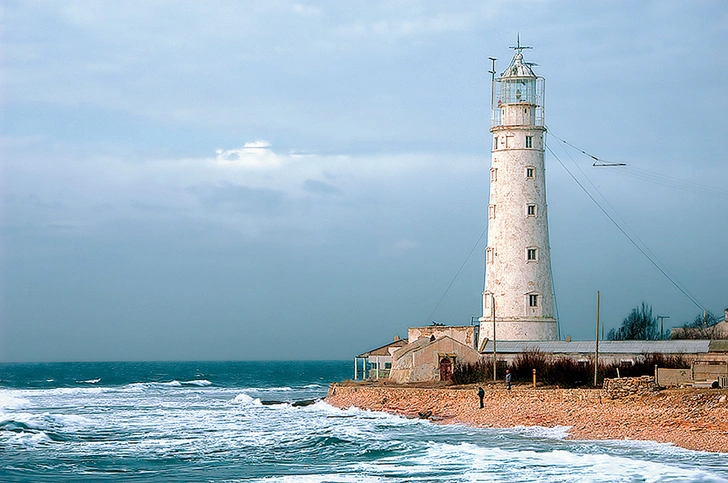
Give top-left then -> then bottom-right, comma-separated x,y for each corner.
671,311 -> 725,339
608,302 -> 659,340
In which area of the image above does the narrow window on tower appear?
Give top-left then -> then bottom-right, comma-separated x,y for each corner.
494,137 -> 499,150
486,247 -> 495,263
529,294 -> 539,307
525,136 -> 533,148
488,204 -> 496,219
527,247 -> 538,262
490,167 -> 497,182
526,166 -> 535,179
527,204 -> 537,217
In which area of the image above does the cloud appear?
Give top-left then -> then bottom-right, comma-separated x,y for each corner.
335,9 -> 476,40
303,179 -> 342,196
186,181 -> 286,215
215,142 -> 281,170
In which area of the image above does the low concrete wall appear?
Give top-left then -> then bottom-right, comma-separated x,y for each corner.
693,361 -> 728,382
656,368 -> 692,387
603,376 -> 659,399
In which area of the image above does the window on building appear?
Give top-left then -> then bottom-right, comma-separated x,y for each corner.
526,136 -> 533,148
486,247 -> 494,263
490,167 -> 497,182
527,204 -> 536,216
384,362 -> 392,370
494,137 -> 499,150
526,167 -> 535,179
488,204 -> 496,219
527,247 -> 538,261
529,294 -> 539,307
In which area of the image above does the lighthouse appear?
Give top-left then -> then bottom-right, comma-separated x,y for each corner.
478,41 -> 558,344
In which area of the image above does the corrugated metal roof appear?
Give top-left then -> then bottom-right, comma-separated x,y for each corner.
479,340 -> 711,355
356,339 -> 408,358
709,340 -> 728,352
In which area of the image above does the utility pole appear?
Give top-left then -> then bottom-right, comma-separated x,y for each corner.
492,293 -> 497,382
594,291 -> 600,387
657,315 -> 670,340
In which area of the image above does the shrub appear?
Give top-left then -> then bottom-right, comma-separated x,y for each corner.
452,359 -> 493,385
452,351 -> 690,387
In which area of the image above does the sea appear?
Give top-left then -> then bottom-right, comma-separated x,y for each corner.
0,361 -> 726,482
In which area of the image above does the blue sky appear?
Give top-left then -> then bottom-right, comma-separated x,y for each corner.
1,1 -> 726,361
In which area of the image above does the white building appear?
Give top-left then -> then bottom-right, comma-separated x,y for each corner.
479,41 -> 559,346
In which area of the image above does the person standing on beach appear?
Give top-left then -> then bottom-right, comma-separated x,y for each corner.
477,387 -> 485,408
505,370 -> 512,390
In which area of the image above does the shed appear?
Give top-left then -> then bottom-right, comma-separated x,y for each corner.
389,335 -> 481,384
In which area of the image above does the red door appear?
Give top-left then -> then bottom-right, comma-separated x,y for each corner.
439,358 -> 453,381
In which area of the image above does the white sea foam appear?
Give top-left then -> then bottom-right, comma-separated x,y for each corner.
122,380 -> 207,391
250,476 -> 385,483
46,412 -> 94,428
182,379 -> 212,386
242,386 -> 295,392
47,386 -> 107,396
7,430 -> 53,446
232,393 -> 256,405
0,392 -> 32,410
80,378 -> 101,384
393,441 -> 724,482
508,424 -> 572,440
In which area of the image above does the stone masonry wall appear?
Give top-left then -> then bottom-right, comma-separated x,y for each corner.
603,376 -> 659,399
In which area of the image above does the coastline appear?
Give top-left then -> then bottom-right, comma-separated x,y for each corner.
326,382 -> 728,453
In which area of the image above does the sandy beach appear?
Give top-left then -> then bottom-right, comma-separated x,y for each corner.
326,382 -> 728,453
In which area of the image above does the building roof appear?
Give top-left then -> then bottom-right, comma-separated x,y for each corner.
500,52 -> 536,79
356,338 -> 408,358
391,335 -> 480,362
479,340 -> 712,355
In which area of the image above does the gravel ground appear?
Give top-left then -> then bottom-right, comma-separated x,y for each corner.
326,382 -> 728,453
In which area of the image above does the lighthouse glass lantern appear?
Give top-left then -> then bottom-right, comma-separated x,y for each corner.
492,52 -> 545,128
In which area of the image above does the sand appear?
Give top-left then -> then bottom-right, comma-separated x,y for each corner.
326,382 -> 728,453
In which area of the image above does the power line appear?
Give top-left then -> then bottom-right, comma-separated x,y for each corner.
549,135 -> 703,307
550,133 -> 725,197
545,142 -> 706,312
423,227 -> 487,326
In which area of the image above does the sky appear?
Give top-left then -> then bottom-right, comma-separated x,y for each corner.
1,1 -> 726,362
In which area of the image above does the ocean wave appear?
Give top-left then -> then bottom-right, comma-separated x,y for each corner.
396,441 -> 723,482
79,378 -> 101,384
181,379 -> 212,386
231,393 -> 258,405
508,425 -> 572,440
249,476 -> 384,483
120,379 -> 212,391
47,387 -> 107,396
239,384 -> 325,393
0,392 -> 32,410
0,419 -> 67,444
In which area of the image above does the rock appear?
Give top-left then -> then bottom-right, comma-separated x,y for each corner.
418,410 -> 432,419
292,399 -> 317,407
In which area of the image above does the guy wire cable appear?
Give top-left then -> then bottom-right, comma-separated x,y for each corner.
545,143 -> 706,312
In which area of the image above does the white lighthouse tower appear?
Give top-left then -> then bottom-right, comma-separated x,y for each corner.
478,41 -> 558,344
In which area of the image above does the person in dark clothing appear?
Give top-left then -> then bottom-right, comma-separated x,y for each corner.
505,370 -> 512,390
477,387 -> 485,408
